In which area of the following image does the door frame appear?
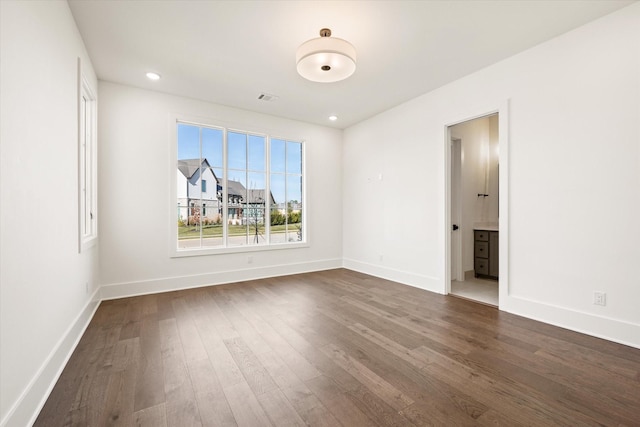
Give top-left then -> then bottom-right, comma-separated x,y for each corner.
444,100 -> 509,308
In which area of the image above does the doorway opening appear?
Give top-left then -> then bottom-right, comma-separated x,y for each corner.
448,113 -> 500,306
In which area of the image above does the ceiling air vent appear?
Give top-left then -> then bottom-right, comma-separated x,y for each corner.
257,93 -> 279,102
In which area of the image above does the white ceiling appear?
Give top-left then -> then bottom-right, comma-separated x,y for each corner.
68,0 -> 634,129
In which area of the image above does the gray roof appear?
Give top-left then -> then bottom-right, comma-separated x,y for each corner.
247,189 -> 275,204
226,179 -> 246,197
226,180 -> 275,204
177,158 -> 214,180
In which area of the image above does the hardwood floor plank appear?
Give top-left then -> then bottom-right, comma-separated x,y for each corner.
111,337 -> 140,372
257,388 -> 307,427
159,318 -> 203,426
234,296 -> 322,382
305,375 -> 379,427
36,269 -> 640,426
278,380 -> 343,427
189,302 -> 245,389
194,391 -> 237,427
132,403 -> 167,427
172,298 -> 209,362
98,367 -> 136,426
134,360 -> 165,414
213,288 -> 274,356
134,313 -> 165,412
223,336 -> 278,396
223,381 -> 273,427
320,343 -> 414,411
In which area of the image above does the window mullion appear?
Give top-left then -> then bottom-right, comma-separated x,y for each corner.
265,136 -> 270,245
222,129 -> 228,247
245,135 -> 249,245
199,127 -> 203,247
284,141 -> 288,237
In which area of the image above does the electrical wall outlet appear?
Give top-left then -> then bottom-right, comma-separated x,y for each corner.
593,291 -> 606,306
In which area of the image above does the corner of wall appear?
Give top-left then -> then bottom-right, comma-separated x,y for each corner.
1,292 -> 101,427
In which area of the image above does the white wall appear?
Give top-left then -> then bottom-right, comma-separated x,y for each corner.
98,82 -> 343,298
0,2 -> 100,426
343,3 -> 640,347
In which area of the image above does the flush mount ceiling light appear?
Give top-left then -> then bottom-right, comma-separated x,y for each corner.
296,28 -> 356,83
146,72 -> 161,81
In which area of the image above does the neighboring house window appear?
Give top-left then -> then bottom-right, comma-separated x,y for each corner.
78,69 -> 97,252
174,119 -> 304,254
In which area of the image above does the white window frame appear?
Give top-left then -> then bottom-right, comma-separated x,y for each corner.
169,114 -> 307,257
78,60 -> 98,252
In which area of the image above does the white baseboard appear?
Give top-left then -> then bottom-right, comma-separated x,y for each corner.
342,258 -> 441,294
101,258 -> 343,300
0,289 -> 101,427
503,295 -> 640,349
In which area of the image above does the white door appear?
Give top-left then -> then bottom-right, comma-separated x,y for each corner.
451,138 -> 463,282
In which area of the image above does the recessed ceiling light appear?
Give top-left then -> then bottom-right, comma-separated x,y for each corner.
146,72 -> 161,81
328,115 -> 338,121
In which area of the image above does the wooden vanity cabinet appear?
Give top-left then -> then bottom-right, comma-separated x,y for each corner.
474,230 -> 498,280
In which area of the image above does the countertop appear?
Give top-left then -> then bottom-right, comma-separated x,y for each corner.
473,223 -> 499,232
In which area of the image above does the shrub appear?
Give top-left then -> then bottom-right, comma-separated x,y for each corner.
288,211 -> 301,224
271,211 -> 286,226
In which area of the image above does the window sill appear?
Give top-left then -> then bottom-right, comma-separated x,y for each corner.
170,241 -> 309,258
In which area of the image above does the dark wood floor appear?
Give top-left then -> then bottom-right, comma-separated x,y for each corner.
36,269 -> 640,426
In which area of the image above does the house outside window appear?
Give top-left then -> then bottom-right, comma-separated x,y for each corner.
173,118 -> 304,254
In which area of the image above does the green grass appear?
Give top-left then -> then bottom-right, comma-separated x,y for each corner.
178,223 -> 299,240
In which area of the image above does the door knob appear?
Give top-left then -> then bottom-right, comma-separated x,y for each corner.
452,224 -> 459,231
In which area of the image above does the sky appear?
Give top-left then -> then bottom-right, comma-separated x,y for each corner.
177,123 -> 302,203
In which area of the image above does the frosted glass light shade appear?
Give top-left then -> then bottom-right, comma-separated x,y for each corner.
296,32 -> 356,83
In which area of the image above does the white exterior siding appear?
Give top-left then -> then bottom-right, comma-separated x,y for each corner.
177,165 -> 220,223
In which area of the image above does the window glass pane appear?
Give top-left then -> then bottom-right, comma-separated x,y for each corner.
287,174 -> 303,242
177,123 -> 202,249
270,138 -> 286,173
201,222 -> 223,248
177,124 -> 200,161
202,129 -> 223,248
269,208 -> 287,244
247,208 -> 266,245
247,172 -> 267,245
227,173 -> 247,247
228,132 -> 246,170
270,174 -> 285,206
248,135 -> 265,172
287,141 -> 302,174
286,174 -> 303,210
202,127 -> 223,168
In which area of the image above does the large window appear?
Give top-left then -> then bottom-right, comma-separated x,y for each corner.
78,70 -> 97,252
174,120 -> 304,254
